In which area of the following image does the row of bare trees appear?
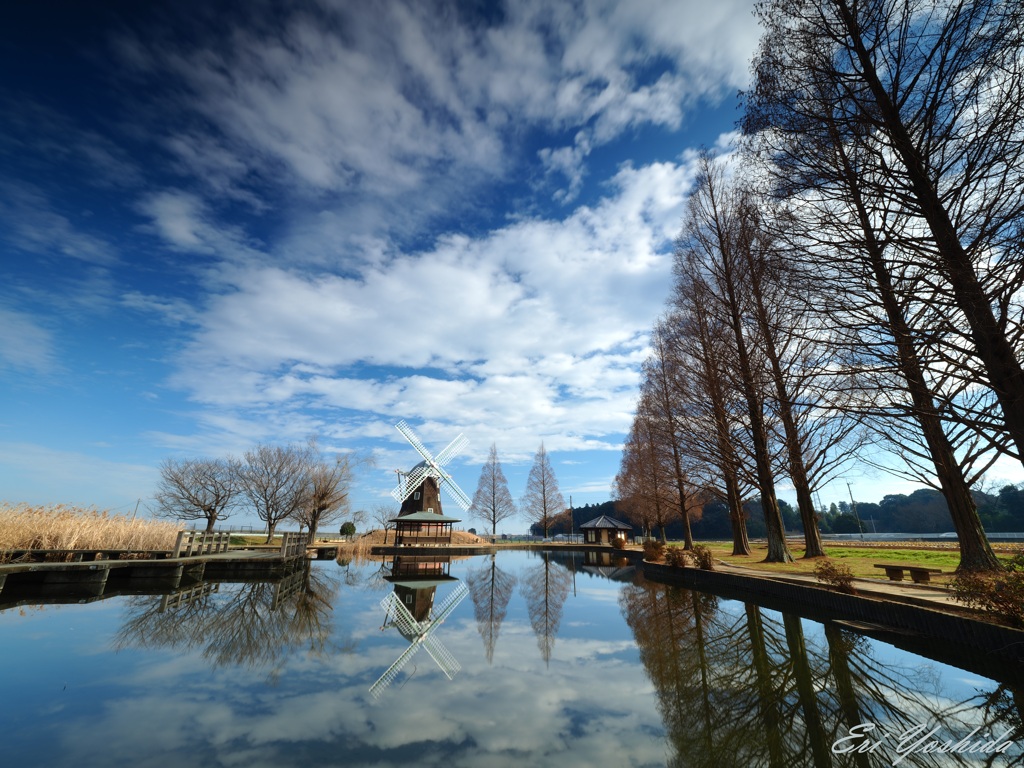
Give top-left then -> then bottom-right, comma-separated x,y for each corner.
155,439 -> 368,542
469,442 -> 567,538
618,155 -> 862,563
620,0 -> 1024,571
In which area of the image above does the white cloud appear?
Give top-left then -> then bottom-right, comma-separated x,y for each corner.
0,182 -> 118,266
120,291 -> 201,326
0,306 -> 57,375
118,0 -> 757,220
0,0 -> 763,505
159,158 -> 698,457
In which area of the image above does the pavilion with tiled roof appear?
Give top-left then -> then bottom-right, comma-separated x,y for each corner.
579,514 -> 633,546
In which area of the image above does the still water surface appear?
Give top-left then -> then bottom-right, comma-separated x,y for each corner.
0,550 -> 1020,767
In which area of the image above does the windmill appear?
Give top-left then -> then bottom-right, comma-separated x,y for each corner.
388,420 -> 471,545
391,420 -> 472,510
369,580 -> 470,698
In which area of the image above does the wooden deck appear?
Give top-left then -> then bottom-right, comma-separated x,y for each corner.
0,532 -> 320,607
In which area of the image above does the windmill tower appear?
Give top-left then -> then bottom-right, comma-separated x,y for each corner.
389,420 -> 472,546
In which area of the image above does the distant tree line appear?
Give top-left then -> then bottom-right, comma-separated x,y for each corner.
541,486 -> 1024,540
617,0 -> 1024,572
154,439 -> 370,542
694,486 -> 1024,539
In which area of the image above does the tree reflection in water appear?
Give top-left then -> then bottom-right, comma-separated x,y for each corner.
520,550 -> 575,665
465,552 -> 517,664
620,577 -> 1023,767
113,562 -> 351,680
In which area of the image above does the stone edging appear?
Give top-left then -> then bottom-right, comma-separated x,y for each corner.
640,560 -> 1024,681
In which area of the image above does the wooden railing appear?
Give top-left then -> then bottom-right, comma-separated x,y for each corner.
159,582 -> 219,613
271,566 -> 306,610
172,531 -> 231,558
280,532 -> 309,558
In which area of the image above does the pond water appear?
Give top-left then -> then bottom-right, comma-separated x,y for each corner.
0,550 -> 1020,768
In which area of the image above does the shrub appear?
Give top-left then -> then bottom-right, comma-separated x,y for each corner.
692,544 -> 715,571
664,547 -> 690,568
339,521 -> 356,536
611,536 -> 626,550
951,555 -> 1024,628
814,559 -> 856,594
642,540 -> 665,561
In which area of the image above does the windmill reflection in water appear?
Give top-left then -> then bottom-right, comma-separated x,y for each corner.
370,554 -> 469,698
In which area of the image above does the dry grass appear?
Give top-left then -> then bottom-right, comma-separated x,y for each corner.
0,503 -> 180,554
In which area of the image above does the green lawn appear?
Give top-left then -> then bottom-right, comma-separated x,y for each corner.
669,541 -> 1014,582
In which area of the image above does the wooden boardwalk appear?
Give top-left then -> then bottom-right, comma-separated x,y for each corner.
0,532 -> 325,607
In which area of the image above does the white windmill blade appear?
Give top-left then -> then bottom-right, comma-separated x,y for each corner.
431,582 -> 469,623
422,635 -> 461,680
433,433 -> 468,467
369,640 -> 422,698
396,420 -> 435,464
380,593 -> 423,636
389,479 -> 407,503
390,462 -> 433,502
440,476 -> 473,511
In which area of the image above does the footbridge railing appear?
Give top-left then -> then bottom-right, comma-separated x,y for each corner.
280,532 -> 309,558
172,531 -> 231,558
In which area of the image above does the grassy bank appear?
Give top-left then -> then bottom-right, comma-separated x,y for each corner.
0,503 -> 180,553
683,541 -> 1018,582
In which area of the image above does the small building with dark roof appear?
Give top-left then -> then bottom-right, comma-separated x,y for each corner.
579,514 -> 633,546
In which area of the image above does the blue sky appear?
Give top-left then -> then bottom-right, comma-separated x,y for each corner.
3,0 -> 1013,528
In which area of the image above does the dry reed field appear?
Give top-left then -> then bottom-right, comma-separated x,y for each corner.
0,503 -> 180,555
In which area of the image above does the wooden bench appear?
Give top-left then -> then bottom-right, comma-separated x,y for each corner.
873,563 -> 944,584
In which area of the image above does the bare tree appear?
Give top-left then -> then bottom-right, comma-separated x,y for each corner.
347,509 -> 368,533
746,0 -> 1024,455
371,503 -> 397,543
616,395 -> 676,542
469,443 -> 517,538
521,442 -> 566,539
294,442 -> 372,542
154,457 -> 239,532
669,277 -> 752,555
744,0 -> 1007,571
237,443 -> 311,543
677,153 -> 793,562
642,321 -> 699,548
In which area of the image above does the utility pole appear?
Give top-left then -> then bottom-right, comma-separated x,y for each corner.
846,483 -> 864,540
569,495 -> 573,543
